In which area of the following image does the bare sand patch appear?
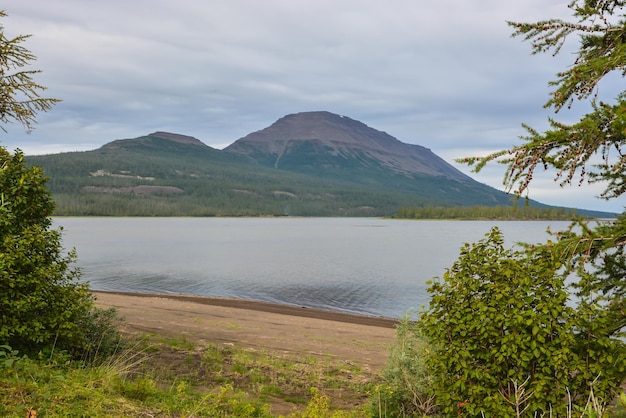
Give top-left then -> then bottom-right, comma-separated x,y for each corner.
93,291 -> 398,372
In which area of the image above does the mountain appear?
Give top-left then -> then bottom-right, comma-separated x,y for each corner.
225,111 -> 467,180
25,112 -> 606,217
102,131 -> 210,149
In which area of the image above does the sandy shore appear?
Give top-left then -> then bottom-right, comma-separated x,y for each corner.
93,291 -> 399,372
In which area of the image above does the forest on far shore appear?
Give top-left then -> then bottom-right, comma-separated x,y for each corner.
394,204 -> 585,220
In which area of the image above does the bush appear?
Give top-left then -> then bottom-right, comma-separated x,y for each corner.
371,314 -> 436,417
0,148 -> 119,358
416,227 -> 626,417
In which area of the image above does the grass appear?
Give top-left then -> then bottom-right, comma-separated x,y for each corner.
3,334 -> 624,417
0,337 -> 376,417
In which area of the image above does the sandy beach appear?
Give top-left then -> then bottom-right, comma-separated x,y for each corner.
93,291 -> 399,372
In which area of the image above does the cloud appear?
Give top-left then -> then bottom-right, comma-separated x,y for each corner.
1,0 -> 622,212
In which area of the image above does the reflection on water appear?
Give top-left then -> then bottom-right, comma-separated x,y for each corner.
56,217 -> 569,318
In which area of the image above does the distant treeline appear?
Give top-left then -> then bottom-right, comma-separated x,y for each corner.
395,205 -> 580,220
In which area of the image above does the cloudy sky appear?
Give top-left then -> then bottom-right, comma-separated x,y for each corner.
2,1 -> 623,213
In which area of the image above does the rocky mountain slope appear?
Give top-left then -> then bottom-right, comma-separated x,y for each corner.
225,111 -> 468,180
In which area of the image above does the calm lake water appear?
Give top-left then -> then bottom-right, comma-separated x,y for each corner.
54,217 -> 571,319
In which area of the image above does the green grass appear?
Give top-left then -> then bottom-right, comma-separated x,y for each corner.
0,338 -> 374,417
3,335 -> 624,417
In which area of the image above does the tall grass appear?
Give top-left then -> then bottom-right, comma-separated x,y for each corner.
0,343 -> 272,417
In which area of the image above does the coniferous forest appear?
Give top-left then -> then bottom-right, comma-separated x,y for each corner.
395,205 -> 581,220
26,133 -> 612,218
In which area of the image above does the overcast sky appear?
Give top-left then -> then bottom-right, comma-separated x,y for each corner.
2,1 -> 624,213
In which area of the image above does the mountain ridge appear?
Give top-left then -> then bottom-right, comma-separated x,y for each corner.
24,111 -> 614,217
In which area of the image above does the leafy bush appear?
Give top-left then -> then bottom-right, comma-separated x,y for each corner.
0,148 -> 119,358
417,227 -> 626,417
76,304 -> 123,361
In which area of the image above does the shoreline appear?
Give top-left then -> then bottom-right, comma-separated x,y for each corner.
92,290 -> 398,373
93,290 -> 399,329
92,289 -> 401,414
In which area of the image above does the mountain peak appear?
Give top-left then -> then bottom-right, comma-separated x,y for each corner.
100,131 -> 210,152
149,131 -> 208,147
225,111 -> 469,180
234,111 -> 394,147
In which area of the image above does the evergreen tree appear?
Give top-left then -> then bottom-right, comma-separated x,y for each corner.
380,2 -> 626,415
0,10 -> 116,356
462,0 -> 626,335
0,11 -> 59,133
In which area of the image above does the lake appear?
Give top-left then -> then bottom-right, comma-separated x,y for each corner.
54,217 -> 571,319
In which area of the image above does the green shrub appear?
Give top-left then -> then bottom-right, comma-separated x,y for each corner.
417,227 -> 626,417
0,148 -> 120,358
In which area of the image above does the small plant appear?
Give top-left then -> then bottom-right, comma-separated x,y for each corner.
117,375 -> 157,401
370,314 -> 437,417
0,345 -> 24,369
286,387 -> 363,418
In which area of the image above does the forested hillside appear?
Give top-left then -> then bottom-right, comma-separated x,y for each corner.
24,132 -> 516,216
25,117 -> 612,217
